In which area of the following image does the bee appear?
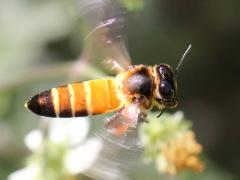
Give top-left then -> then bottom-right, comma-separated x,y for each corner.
25,16 -> 191,135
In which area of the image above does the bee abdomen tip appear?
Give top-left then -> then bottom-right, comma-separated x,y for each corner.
26,91 -> 56,117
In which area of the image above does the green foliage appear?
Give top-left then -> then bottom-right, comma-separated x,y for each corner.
120,0 -> 145,12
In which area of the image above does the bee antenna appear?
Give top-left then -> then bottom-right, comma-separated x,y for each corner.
176,44 -> 192,72
156,108 -> 166,118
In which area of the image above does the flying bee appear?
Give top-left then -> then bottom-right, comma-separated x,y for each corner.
25,52 -> 190,135
25,14 -> 191,135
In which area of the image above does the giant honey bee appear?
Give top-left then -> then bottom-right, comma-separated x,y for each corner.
25,3 -> 191,135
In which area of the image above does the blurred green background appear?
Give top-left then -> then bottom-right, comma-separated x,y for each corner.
0,0 -> 240,179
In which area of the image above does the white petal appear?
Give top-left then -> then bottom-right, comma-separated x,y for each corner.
173,111 -> 184,121
24,130 -> 43,151
8,166 -> 37,180
65,138 -> 102,174
49,117 -> 90,146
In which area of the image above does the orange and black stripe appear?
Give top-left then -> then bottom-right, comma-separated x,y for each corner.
25,79 -> 123,118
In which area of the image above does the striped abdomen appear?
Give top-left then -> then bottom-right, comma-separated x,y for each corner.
25,78 -> 123,117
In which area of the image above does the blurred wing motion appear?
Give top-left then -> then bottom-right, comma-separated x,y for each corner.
85,121 -> 142,180
72,2 -> 143,179
75,0 -> 132,72
83,104 -> 145,179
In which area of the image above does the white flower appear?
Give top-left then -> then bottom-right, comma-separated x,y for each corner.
173,111 -> 184,121
8,166 -> 37,180
48,117 -> 89,146
24,130 -> 43,151
9,117 -> 103,179
65,137 -> 102,174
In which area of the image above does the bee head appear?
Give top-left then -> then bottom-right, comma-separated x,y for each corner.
153,45 -> 191,115
154,64 -> 178,109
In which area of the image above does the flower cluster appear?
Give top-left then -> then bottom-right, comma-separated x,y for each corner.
8,117 -> 102,180
139,111 -> 204,175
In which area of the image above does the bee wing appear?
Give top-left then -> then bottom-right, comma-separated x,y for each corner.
85,128 -> 141,180
86,105 -> 143,179
77,0 -> 132,70
105,103 -> 144,136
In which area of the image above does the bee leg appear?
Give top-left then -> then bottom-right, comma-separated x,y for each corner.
105,109 -> 129,136
126,65 -> 137,71
139,117 -> 149,123
85,18 -> 116,41
105,103 -> 143,135
105,59 -> 126,73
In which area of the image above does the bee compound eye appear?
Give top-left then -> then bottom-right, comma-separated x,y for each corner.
159,65 -> 168,75
160,79 -> 174,99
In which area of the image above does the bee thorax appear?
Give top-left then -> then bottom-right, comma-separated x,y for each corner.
123,68 -> 153,97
